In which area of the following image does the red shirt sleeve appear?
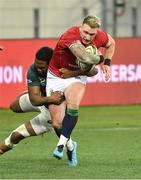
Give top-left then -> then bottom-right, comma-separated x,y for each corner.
92,30 -> 109,48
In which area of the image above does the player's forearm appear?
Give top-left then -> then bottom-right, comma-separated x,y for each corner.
29,95 -> 48,106
67,70 -> 85,77
104,35 -> 115,60
70,41 -> 101,65
78,53 -> 101,65
71,69 -> 97,77
61,68 -> 98,77
104,45 -> 115,60
59,68 -> 90,78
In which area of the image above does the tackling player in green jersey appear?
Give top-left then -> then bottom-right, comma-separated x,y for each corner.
0,46 -> 98,166
0,47 -> 65,155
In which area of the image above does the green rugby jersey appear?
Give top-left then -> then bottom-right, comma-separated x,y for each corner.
27,64 -> 46,96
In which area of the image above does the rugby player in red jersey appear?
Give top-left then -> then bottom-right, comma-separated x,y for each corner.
46,15 -> 115,166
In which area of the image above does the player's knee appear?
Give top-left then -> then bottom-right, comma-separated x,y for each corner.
13,124 -> 30,138
40,108 -> 51,121
9,101 -> 23,113
30,113 -> 53,135
9,101 -> 16,111
51,116 -> 62,129
52,121 -> 62,129
9,103 -> 19,112
67,103 -> 79,110
4,124 -> 29,148
10,132 -> 25,144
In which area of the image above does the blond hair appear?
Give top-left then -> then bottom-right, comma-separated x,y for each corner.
83,15 -> 101,28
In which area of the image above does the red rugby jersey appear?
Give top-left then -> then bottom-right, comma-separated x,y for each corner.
49,26 -> 108,77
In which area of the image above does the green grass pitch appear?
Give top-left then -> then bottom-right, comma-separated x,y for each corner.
0,105 -> 141,179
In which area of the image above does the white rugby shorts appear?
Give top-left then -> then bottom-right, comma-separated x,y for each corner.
46,70 -> 87,96
19,93 -> 42,112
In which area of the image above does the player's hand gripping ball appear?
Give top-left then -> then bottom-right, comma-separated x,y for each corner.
77,45 -> 98,71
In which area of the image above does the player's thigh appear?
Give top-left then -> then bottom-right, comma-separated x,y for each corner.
48,102 -> 66,128
18,93 -> 41,112
65,82 -> 86,109
9,91 -> 28,112
20,94 -> 42,112
46,71 -> 65,96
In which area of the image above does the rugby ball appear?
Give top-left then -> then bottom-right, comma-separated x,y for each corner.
77,45 -> 98,71
85,45 -> 98,54
77,60 -> 92,71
